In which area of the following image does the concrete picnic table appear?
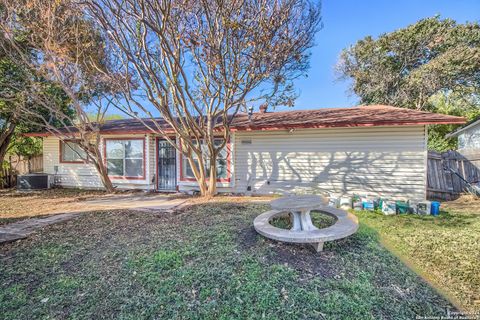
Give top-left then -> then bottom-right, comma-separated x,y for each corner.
254,194 -> 359,252
270,195 -> 327,232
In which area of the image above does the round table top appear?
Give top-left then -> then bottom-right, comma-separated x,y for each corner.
270,195 -> 327,211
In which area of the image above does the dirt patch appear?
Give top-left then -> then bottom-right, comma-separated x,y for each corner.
442,195 -> 480,214
0,189 -> 106,223
0,189 -> 273,224
262,239 -> 339,279
0,189 -> 196,224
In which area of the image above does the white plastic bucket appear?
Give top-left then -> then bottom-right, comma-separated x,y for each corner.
339,196 -> 352,210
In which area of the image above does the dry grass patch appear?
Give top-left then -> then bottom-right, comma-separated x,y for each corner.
0,189 -> 107,223
357,195 -> 480,313
0,189 -> 273,225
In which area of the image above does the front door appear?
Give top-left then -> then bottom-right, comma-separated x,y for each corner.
157,140 -> 176,191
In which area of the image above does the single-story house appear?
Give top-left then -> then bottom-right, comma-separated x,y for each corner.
29,105 -> 464,201
446,117 -> 480,151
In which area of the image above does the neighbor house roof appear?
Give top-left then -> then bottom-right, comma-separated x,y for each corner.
445,116 -> 480,138
25,105 -> 465,137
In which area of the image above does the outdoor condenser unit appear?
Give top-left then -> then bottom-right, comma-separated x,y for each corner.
17,173 -> 51,190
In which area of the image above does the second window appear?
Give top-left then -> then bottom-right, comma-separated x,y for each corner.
105,139 -> 145,178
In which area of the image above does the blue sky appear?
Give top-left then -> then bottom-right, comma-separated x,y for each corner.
285,0 -> 480,111
110,0 -> 480,117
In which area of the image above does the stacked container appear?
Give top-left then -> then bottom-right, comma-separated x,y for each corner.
361,196 -> 375,211
395,200 -> 410,214
352,195 -> 363,211
417,201 -> 432,215
382,200 -> 397,215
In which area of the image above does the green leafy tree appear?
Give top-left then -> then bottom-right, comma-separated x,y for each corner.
337,16 -> 480,151
1,0 -> 122,192
86,113 -> 124,122
7,136 -> 42,158
427,92 -> 480,151
0,50 -> 73,171
0,57 -> 24,167
0,46 -> 75,169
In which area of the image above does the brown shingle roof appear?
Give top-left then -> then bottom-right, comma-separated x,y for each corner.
231,105 -> 465,130
26,105 -> 465,136
90,118 -> 170,134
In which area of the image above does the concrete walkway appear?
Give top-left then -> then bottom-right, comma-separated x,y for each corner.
0,194 -> 189,244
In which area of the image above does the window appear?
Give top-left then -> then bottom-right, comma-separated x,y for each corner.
181,139 -> 230,181
105,139 -> 144,178
60,140 -> 87,163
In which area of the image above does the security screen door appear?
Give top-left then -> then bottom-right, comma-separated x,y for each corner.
157,140 -> 176,191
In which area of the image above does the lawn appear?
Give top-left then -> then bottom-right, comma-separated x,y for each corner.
0,198 -> 457,320
357,196 -> 480,314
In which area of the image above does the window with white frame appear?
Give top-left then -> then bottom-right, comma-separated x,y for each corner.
105,139 -> 144,178
182,139 -> 229,180
60,140 -> 87,163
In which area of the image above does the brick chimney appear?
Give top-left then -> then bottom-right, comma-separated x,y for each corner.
259,104 -> 268,113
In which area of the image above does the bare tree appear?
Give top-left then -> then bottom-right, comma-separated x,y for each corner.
0,0 -> 122,192
83,0 -> 321,197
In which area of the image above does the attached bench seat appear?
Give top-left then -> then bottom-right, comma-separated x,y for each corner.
253,206 -> 359,251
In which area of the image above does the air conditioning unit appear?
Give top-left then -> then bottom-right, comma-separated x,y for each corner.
17,173 -> 52,190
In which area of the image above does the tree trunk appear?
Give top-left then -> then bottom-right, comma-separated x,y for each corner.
0,124 -> 16,167
183,147 -> 209,196
83,135 -> 115,193
92,159 -> 115,193
181,140 -> 220,198
98,168 -> 115,193
206,157 -> 217,198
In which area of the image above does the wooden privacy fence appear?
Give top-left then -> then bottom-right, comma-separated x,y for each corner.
0,154 -> 43,188
9,154 -> 43,174
427,150 -> 480,200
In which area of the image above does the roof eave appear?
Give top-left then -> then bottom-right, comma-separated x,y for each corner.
446,119 -> 480,138
23,132 -> 51,137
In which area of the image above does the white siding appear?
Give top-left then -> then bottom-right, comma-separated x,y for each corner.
42,125 -> 428,200
43,136 -> 103,188
233,126 -> 427,201
43,134 -> 156,190
458,122 -> 480,150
